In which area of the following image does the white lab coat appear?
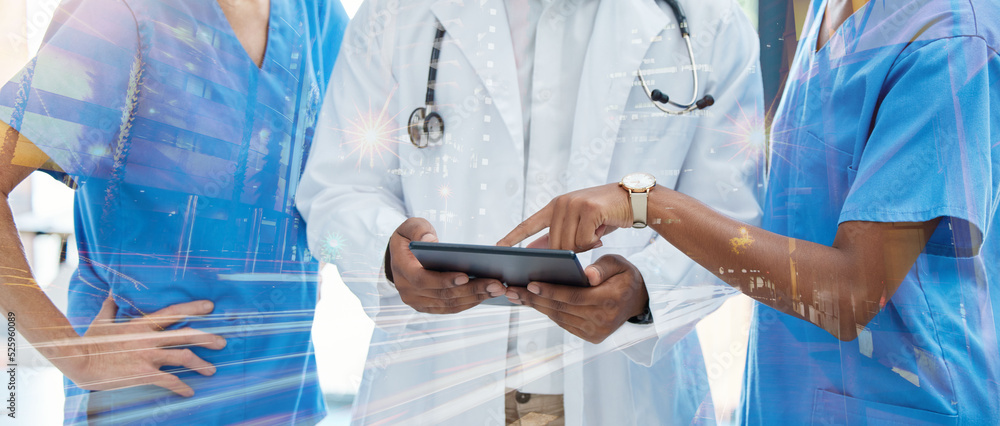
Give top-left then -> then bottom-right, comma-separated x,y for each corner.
297,0 -> 764,424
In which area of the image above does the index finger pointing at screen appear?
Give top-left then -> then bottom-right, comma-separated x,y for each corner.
497,204 -> 553,247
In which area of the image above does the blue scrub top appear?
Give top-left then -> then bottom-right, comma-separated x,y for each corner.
0,0 -> 347,424
743,0 -> 1000,424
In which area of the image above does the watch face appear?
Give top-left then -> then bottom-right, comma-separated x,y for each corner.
622,173 -> 656,190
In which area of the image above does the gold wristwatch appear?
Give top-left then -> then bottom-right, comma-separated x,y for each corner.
619,173 -> 656,228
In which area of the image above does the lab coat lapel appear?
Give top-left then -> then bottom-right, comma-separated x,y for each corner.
568,0 -> 670,189
430,0 -> 525,163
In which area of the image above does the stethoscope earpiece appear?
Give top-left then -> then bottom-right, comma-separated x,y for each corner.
695,95 -> 714,109
650,89 -> 669,104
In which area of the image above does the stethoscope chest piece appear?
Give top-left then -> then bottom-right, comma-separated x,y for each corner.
408,107 -> 444,148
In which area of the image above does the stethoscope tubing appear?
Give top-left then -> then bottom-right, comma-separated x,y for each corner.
425,24 -> 446,106
637,34 -> 703,115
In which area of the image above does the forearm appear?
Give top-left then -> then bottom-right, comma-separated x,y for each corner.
647,187 -> 924,340
0,195 -> 83,365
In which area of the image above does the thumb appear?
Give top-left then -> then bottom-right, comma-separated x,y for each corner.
585,255 -> 626,286
398,217 -> 438,243
585,264 -> 605,287
95,296 -> 119,322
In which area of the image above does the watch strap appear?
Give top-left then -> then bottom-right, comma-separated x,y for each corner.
631,190 -> 648,228
627,303 -> 653,325
383,242 -> 395,284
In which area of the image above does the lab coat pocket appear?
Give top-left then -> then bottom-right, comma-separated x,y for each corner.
810,388 -> 958,426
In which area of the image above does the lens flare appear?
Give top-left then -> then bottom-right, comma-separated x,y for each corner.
331,89 -> 406,169
716,100 -> 767,165
437,185 -> 452,199
320,231 -> 345,263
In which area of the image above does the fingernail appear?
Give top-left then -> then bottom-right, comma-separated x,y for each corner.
202,301 -> 214,311
486,283 -> 502,294
510,298 -> 522,305
454,275 -> 469,285
527,284 -> 540,295
506,290 -> 519,300
420,233 -> 437,242
216,337 -> 227,347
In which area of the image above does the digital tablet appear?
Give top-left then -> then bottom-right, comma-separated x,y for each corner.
409,241 -> 590,288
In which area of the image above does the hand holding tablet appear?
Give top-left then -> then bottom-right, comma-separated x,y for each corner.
386,218 -> 502,314
399,219 -> 648,343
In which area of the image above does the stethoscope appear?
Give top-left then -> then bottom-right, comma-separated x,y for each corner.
408,0 -> 714,148
408,22 -> 446,148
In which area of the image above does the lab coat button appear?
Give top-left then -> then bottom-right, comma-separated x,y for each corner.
538,89 -> 552,102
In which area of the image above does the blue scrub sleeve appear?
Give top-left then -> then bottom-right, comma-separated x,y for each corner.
0,0 -> 138,183
838,36 -> 999,258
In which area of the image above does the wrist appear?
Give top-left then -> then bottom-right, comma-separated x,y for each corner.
619,173 -> 656,228
646,185 -> 678,227
41,334 -> 90,376
618,183 -> 634,226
